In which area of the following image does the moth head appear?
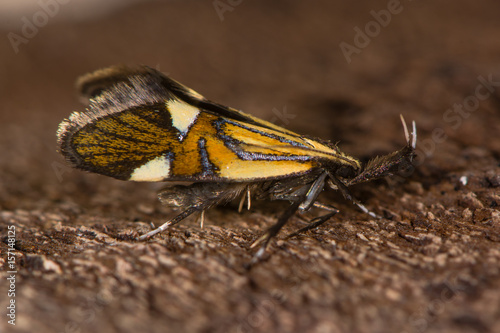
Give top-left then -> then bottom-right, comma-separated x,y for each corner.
347,115 -> 417,186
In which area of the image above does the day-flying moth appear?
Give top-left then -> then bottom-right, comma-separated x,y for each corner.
57,65 -> 417,258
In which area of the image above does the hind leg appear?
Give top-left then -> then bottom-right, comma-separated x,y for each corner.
137,182 -> 247,240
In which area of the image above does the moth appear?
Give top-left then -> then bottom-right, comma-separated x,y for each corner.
57,65 -> 417,258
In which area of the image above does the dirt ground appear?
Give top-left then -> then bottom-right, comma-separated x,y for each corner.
1,1 -> 499,332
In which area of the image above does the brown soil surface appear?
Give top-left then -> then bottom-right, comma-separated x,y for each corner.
1,1 -> 499,332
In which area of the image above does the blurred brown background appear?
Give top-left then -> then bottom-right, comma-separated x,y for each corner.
0,1 -> 499,332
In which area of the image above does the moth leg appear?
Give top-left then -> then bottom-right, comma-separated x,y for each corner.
238,186 -> 252,213
250,172 -> 329,258
298,172 -> 328,211
137,182 -> 247,240
270,172 -> 328,226
238,191 -> 246,213
328,175 -> 379,218
137,206 -> 200,240
250,184 -> 310,260
246,187 -> 251,210
250,199 -> 304,262
199,210 -> 205,228
285,202 -> 339,239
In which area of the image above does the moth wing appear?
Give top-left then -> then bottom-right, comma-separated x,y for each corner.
57,66 -> 357,182
58,66 -> 189,180
78,65 -> 300,135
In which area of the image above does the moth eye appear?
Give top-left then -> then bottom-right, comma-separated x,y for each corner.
336,166 -> 356,179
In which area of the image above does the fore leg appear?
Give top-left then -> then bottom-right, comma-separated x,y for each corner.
328,175 -> 378,218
